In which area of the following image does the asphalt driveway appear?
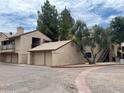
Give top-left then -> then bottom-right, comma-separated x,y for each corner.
0,62 -> 87,93
0,62 -> 124,93
86,65 -> 124,93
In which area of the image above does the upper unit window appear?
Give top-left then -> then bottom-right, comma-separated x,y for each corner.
2,40 -> 15,45
32,37 -> 41,48
122,47 -> 124,52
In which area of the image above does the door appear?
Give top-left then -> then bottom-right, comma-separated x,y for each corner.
12,53 -> 18,64
33,52 -> 45,65
5,54 -> 11,63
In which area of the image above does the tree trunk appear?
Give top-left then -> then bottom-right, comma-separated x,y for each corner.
73,40 -> 92,64
92,56 -> 96,64
90,48 -> 96,64
109,45 -> 113,62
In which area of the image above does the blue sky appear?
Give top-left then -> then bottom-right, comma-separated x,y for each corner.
0,0 -> 124,33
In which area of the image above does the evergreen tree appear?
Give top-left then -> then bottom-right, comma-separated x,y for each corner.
110,16 -> 124,44
37,0 -> 59,41
58,7 -> 74,40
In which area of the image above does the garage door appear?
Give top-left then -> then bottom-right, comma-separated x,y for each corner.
2,53 -> 18,63
0,54 -> 3,62
12,53 -> 18,64
32,52 -> 45,65
5,54 -> 11,63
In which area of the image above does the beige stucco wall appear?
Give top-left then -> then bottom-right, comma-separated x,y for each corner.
20,31 -> 50,54
15,37 -> 21,53
17,31 -> 50,64
52,42 -> 84,66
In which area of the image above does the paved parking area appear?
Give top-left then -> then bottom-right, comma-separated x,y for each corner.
86,65 -> 124,93
0,63 -> 88,93
0,62 -> 123,93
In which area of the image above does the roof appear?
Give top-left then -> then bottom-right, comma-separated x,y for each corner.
0,32 -> 12,38
8,30 -> 37,39
8,30 -> 51,41
29,40 -> 72,51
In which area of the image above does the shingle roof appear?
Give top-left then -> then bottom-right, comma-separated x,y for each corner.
0,32 -> 12,38
29,40 -> 72,51
8,30 -> 37,39
8,30 -> 51,41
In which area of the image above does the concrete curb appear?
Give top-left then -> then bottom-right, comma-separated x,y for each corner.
51,63 -> 120,68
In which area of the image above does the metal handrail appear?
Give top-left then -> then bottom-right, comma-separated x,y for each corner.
97,48 -> 109,62
0,44 -> 15,50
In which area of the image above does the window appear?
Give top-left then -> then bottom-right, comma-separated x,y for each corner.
2,41 -> 10,45
32,37 -> 41,48
117,52 -> 121,58
122,47 -> 124,52
85,52 -> 92,58
122,54 -> 124,59
2,40 -> 15,45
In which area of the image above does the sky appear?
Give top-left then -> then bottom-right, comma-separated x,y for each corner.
0,0 -> 124,33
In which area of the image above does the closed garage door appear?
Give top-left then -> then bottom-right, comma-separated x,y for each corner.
5,54 -> 11,63
2,53 -> 18,63
12,53 -> 18,64
0,54 -> 3,62
32,52 -> 45,65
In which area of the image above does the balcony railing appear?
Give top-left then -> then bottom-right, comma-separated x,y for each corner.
0,44 -> 15,52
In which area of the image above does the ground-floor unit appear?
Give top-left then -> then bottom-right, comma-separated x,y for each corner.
0,53 -> 18,63
0,52 -> 28,64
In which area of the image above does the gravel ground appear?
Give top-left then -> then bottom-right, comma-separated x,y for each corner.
0,63 -> 88,93
86,65 -> 124,93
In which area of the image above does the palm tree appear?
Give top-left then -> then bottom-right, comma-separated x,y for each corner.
89,25 -> 111,64
70,21 -> 111,64
69,20 -> 92,64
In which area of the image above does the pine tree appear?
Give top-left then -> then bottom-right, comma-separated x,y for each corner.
58,7 -> 74,40
37,0 -> 59,41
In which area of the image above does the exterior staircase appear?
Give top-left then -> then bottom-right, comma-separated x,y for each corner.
97,48 -> 109,62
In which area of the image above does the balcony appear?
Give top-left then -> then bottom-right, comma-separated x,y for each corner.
0,44 -> 15,53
